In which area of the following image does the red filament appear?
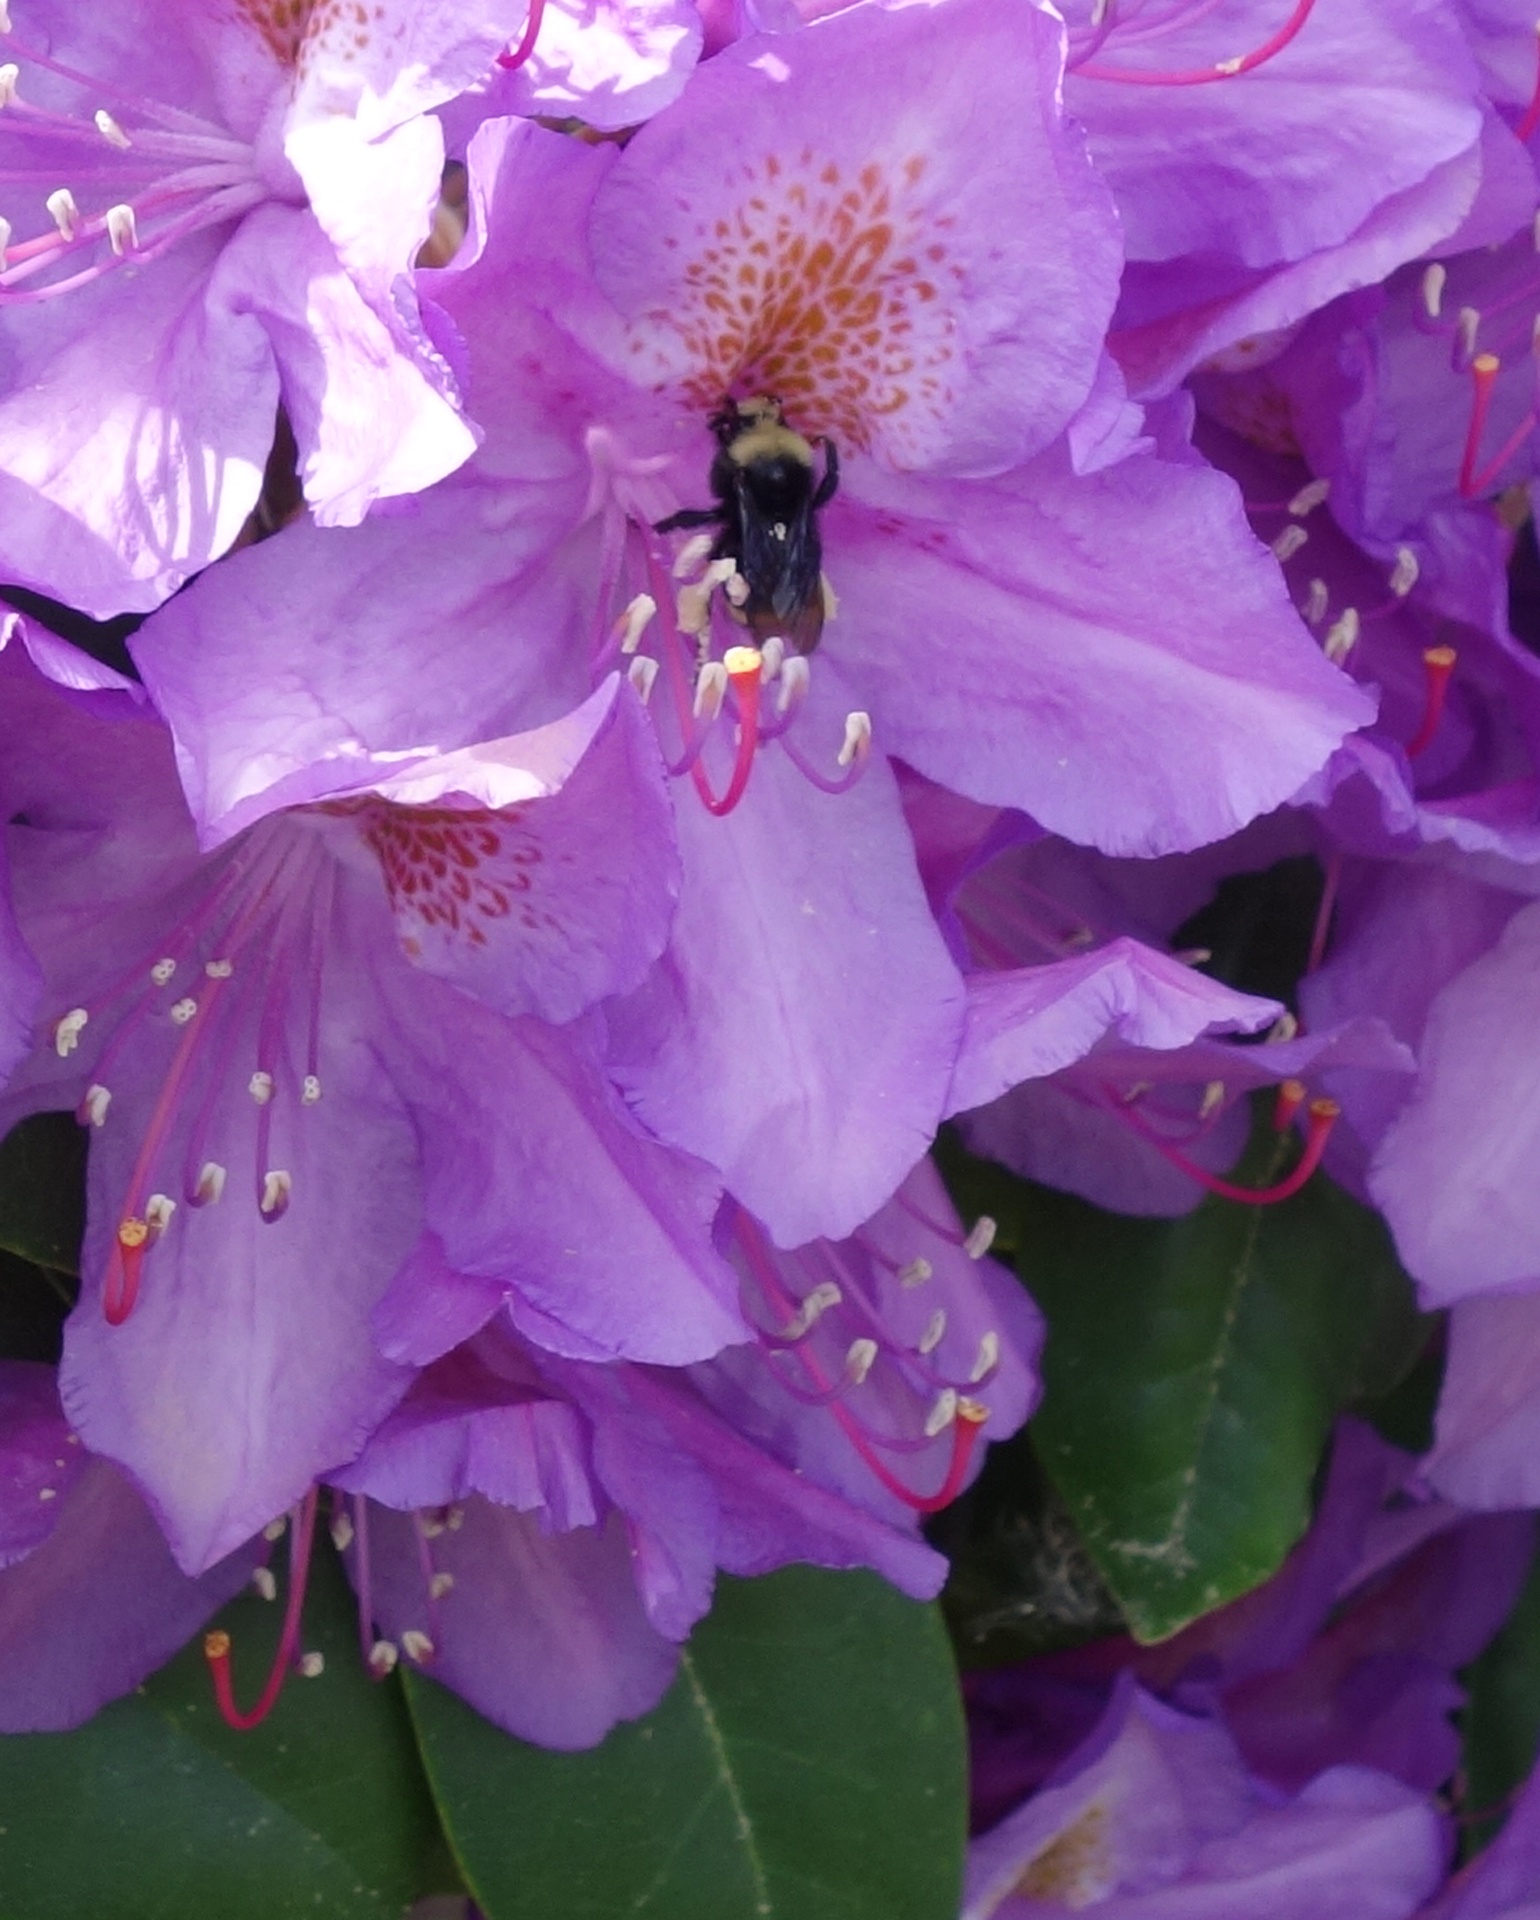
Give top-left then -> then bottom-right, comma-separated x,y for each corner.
1127,1094 -> 1340,1206
1406,646 -> 1457,759
833,1399 -> 989,1515
204,1487 -> 320,1730
496,0 -> 547,68
1518,25 -> 1540,143
1272,1078 -> 1306,1130
1456,353 -> 1535,500
1073,0 -> 1317,86
696,649 -> 764,818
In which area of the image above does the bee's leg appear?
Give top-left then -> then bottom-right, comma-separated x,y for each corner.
654,506 -> 725,533
812,436 -> 840,508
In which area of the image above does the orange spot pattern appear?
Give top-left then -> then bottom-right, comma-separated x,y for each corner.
235,0 -> 384,69
363,805 -> 550,953
641,151 -> 962,456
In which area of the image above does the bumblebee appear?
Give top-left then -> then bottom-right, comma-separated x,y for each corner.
657,396 -> 839,655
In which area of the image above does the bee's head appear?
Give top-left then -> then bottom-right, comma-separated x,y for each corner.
711,393 -> 784,443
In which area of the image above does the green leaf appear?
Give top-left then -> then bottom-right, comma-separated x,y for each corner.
0,1111 -> 85,1274
1462,1540 -> 1540,1854
0,1542 -> 443,1920
406,1565 -> 966,1920
1016,1125 -> 1425,1643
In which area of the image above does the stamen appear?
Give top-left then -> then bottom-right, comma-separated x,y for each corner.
1072,0 -> 1318,85
693,646 -> 765,818
1421,263 -> 1446,322
203,1487 -> 320,1730
1198,1079 -> 1226,1120
776,655 -> 810,717
1406,645 -> 1457,758
194,1161 -> 226,1205
627,655 -> 659,703
44,188 -> 78,240
1389,546 -> 1419,598
368,1640 -> 399,1676
760,634 -> 786,681
671,533 -> 715,580
1302,578 -> 1329,625
917,1309 -> 947,1355
970,1331 -> 1000,1384
329,1511 -> 354,1553
0,216 -> 11,260
1287,477 -> 1330,516
496,0 -> 547,69
251,1566 -> 277,1602
151,958 -> 176,985
692,660 -> 728,720
264,1517 -> 288,1542
145,1192 -> 175,1235
1271,524 -> 1308,561
964,1217 -> 996,1260
0,64 -> 17,107
259,1169 -> 292,1220
845,1337 -> 878,1385
1267,1010 -> 1299,1043
93,108 -> 130,149
429,1572 -> 455,1600
615,593 -> 656,653
780,1280 -> 843,1342
898,1257 -> 933,1288
301,1074 -> 321,1106
298,1651 -> 324,1679
204,957 -> 233,980
81,1083 -> 111,1127
837,711 -> 872,770
924,1388 -> 959,1438
248,1069 -> 274,1105
400,1629 -> 435,1664
1273,1078 -> 1306,1129
1323,607 -> 1359,665
53,1007 -> 87,1056
104,203 -> 136,255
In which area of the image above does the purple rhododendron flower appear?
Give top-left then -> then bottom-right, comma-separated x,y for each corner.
0,0 -> 546,612
962,1674 -> 1446,1920
0,630 -> 747,1572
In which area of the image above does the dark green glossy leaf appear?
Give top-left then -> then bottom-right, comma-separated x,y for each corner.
406,1565 -> 966,1920
0,1542 -> 442,1919
1462,1540 -> 1540,1855
0,1111 -> 85,1274
1016,1126 -> 1425,1642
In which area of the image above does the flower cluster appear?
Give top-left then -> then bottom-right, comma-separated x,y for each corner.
1,5 -> 1540,1894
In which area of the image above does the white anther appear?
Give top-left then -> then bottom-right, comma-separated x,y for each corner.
151,957 -> 177,985
626,655 -> 659,703
1122,1081 -> 1153,1105
760,634 -> 785,681
970,1330 -> 1001,1384
419,1513 -> 446,1538
145,1193 -> 176,1236
837,710 -> 872,769
0,65 -> 18,107
918,1309 -> 947,1355
401,1629 -> 435,1665
898,1257 -> 933,1288
1323,606 -> 1360,666
845,1337 -> 878,1385
37,1486 -> 54,1500
445,1505 -> 466,1531
703,557 -> 739,590
924,1388 -> 960,1438
776,654 -> 810,715
964,1217 -> 996,1261
723,570 -> 750,608
301,1074 -> 322,1106
1421,262 -> 1446,320
45,188 -> 79,240
1267,1010 -> 1299,1044
781,1280 -> 842,1341
369,1639 -> 399,1675
1390,546 -> 1419,597
615,592 -> 657,654
1271,524 -> 1308,563
693,659 -> 728,720
1090,0 -> 1110,23
263,1516 -> 288,1542
251,1566 -> 278,1602
330,1512 -> 355,1553
820,572 -> 840,625
1287,477 -> 1330,517
1174,947 -> 1211,966
429,1571 -> 456,1600
299,1651 -> 325,1679
53,1008 -> 88,1056
1199,1080 -> 1226,1120
1302,578 -> 1329,626
196,1161 -> 227,1205
676,580 -> 712,637
169,996 -> 198,1025
0,215 -> 11,260
1214,53 -> 1245,74
94,110 -> 130,150
248,1070 -> 274,1105
82,1084 -> 111,1128
203,957 -> 232,979
671,532 -> 715,579
260,1169 -> 292,1219
1457,306 -> 1481,361
0,8 -> 12,36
